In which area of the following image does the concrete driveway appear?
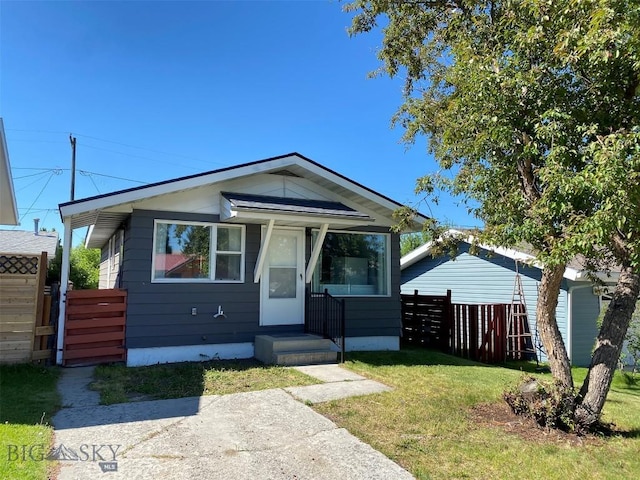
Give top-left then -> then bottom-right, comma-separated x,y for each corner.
52,369 -> 413,479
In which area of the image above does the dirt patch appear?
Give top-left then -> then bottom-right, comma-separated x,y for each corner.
469,402 -> 604,446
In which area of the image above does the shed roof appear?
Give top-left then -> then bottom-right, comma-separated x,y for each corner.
0,230 -> 59,258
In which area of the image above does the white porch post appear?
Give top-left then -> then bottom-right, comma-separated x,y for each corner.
254,219 -> 275,283
305,223 -> 328,283
56,217 -> 72,365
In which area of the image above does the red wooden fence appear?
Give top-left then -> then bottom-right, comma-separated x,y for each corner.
63,289 -> 127,366
450,303 -> 507,363
401,291 -> 530,364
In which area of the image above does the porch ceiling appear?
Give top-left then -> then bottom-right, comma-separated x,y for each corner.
80,211 -> 130,248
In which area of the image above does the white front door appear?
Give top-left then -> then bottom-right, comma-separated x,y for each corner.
260,228 -> 305,326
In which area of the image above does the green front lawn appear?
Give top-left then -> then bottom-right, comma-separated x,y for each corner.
0,364 -> 61,480
313,349 -> 640,480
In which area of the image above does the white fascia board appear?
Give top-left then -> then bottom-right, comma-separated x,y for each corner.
571,269 -> 620,283
225,209 -> 373,227
84,224 -> 95,248
400,229 -> 469,269
400,241 -> 434,269
488,245 -> 538,265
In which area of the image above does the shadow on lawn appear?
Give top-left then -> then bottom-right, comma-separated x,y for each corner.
55,359 -> 279,430
350,346 -> 559,373
92,358 -> 270,403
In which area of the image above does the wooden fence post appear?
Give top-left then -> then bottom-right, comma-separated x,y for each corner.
443,290 -> 452,352
468,304 -> 478,361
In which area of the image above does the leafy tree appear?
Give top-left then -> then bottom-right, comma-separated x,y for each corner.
48,244 -> 100,290
347,0 -> 640,430
173,224 -> 210,277
400,231 -> 431,256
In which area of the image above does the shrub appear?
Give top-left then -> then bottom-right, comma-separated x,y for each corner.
503,376 -> 577,432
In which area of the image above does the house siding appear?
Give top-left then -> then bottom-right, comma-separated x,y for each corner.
98,246 -> 109,289
400,243 -> 569,363
121,210 -> 400,350
568,282 -> 600,367
99,231 -> 123,289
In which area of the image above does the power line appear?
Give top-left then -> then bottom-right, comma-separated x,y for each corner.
78,169 -> 147,184
6,128 -> 68,135
13,167 -> 58,171
73,132 -> 219,166
15,172 -> 56,227
15,170 -> 62,193
79,143 -> 204,172
17,208 -> 58,212
79,170 -> 102,194
13,171 -> 53,180
40,209 -> 52,227
7,128 -> 224,168
15,167 -> 146,185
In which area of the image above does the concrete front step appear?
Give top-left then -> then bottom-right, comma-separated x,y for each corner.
273,349 -> 337,366
255,334 -> 338,366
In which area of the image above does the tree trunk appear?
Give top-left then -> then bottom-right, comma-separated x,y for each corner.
575,267 -> 640,429
536,263 -> 573,388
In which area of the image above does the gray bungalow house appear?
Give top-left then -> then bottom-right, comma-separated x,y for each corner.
400,230 -> 617,367
57,153 -> 427,366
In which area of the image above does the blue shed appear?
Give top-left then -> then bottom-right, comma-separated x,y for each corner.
400,232 -> 617,367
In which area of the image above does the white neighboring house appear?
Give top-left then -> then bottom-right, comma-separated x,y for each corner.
0,118 -> 18,226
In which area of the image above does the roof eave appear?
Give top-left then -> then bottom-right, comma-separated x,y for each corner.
0,118 -> 19,226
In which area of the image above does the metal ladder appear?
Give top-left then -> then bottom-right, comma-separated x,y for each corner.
506,264 -> 537,361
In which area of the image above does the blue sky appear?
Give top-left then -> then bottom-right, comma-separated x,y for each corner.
1,0 -> 479,241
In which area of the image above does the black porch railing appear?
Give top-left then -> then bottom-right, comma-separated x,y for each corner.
305,288 -> 346,363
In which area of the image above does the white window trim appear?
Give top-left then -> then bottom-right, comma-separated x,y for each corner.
151,219 -> 245,283
311,229 -> 392,298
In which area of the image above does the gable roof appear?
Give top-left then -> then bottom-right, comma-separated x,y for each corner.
400,229 -> 619,283
0,119 -> 19,226
0,229 -> 59,258
60,152 -> 429,248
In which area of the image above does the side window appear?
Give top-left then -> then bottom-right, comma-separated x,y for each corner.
214,226 -> 243,281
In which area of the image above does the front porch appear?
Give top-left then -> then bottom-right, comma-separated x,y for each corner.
254,334 -> 338,366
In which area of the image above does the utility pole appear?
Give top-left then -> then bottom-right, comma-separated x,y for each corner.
69,134 -> 77,201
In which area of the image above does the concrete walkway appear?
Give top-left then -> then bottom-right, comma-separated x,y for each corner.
52,364 -> 411,480
287,364 -> 392,403
56,366 -> 100,408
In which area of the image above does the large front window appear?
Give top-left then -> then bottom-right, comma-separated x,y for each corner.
152,221 -> 244,282
312,231 -> 389,296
